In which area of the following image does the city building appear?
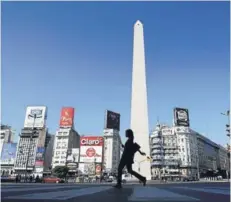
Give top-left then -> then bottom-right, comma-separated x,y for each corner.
14,127 -> 47,176
0,124 -> 17,176
1,142 -> 17,176
0,125 -> 16,157
52,107 -> 80,169
175,127 -> 198,179
14,106 -> 48,177
150,123 -> 182,180
52,128 -> 80,169
43,133 -> 55,172
103,129 -> 122,174
150,119 -> 228,180
130,20 -> 151,180
217,145 -> 230,178
0,124 -> 15,143
196,132 -> 219,178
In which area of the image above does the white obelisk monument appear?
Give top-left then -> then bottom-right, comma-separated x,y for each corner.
130,20 -> 151,180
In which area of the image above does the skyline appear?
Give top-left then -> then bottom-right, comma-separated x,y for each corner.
2,2 -> 230,145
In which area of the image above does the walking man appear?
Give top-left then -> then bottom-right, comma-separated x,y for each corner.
114,129 -> 147,188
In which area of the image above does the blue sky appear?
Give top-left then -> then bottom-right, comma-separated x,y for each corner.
2,2 -> 230,146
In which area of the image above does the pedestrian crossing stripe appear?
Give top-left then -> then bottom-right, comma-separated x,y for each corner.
1,185 -> 80,193
128,186 -> 199,201
173,187 -> 230,196
2,185 -> 230,201
4,186 -> 113,200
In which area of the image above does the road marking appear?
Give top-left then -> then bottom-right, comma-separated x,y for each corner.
4,186 -> 113,200
128,186 -> 199,201
1,185 -> 80,192
173,187 -> 230,195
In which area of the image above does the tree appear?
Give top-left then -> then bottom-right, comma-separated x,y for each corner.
53,166 -> 69,179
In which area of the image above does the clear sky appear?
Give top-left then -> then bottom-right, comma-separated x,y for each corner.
2,2 -> 230,146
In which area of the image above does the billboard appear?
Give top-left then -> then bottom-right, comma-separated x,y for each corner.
80,136 -> 103,163
35,147 -> 45,167
105,110 -> 120,131
24,106 -> 47,128
174,108 -> 190,127
59,107 -> 75,127
66,148 -> 79,163
35,160 -> 44,166
95,164 -> 102,175
0,143 -> 17,165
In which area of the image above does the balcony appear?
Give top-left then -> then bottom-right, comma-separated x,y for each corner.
151,144 -> 162,149
151,161 -> 163,166
151,149 -> 163,155
152,155 -> 163,160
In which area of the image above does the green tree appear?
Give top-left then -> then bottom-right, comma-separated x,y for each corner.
53,166 -> 69,179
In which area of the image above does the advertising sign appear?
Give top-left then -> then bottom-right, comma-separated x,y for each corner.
24,106 -> 47,128
72,148 -> 79,163
0,143 -> 17,165
80,136 -> 103,163
95,164 -> 102,175
35,147 -> 45,161
105,110 -> 120,131
35,160 -> 44,166
174,108 -> 190,127
59,107 -> 75,127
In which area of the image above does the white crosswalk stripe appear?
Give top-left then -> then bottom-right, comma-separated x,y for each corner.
128,186 -> 199,201
4,186 -> 113,200
173,186 -> 230,196
1,184 -> 230,201
1,185 -> 81,192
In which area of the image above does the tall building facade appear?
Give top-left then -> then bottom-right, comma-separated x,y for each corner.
130,20 -> 151,180
175,127 -> 198,179
14,106 -> 48,176
150,120 -> 229,180
43,134 -> 55,171
52,107 -> 80,169
103,129 -> 122,173
52,128 -> 80,168
150,124 -> 182,180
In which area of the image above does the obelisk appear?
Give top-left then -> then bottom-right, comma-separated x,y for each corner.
130,20 -> 151,180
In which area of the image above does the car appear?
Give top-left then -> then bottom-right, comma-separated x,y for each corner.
43,176 -> 65,183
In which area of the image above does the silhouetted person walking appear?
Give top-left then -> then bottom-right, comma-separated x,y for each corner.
114,129 -> 146,189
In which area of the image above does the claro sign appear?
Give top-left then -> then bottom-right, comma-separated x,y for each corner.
80,137 -> 103,146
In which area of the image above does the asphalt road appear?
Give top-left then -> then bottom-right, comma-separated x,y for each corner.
1,181 -> 230,202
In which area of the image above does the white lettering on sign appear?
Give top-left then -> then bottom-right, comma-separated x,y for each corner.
81,138 -> 102,145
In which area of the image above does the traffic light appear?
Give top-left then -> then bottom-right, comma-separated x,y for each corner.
226,124 -> 230,137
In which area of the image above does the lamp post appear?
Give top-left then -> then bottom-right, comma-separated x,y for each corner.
25,114 -> 37,181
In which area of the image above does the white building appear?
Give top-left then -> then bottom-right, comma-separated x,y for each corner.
150,123 -> 181,180
14,128 -> 47,176
0,125 -> 15,156
103,129 -> 122,174
175,126 -> 198,179
52,128 -> 80,169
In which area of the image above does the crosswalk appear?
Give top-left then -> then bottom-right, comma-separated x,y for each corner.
1,183 -> 230,201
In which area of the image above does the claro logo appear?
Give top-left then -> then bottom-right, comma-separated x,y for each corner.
81,138 -> 103,145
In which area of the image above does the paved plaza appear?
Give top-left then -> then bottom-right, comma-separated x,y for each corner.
1,182 -> 230,202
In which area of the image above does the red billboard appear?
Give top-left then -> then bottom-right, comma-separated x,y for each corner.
59,107 -> 75,127
80,136 -> 104,163
80,136 -> 104,146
